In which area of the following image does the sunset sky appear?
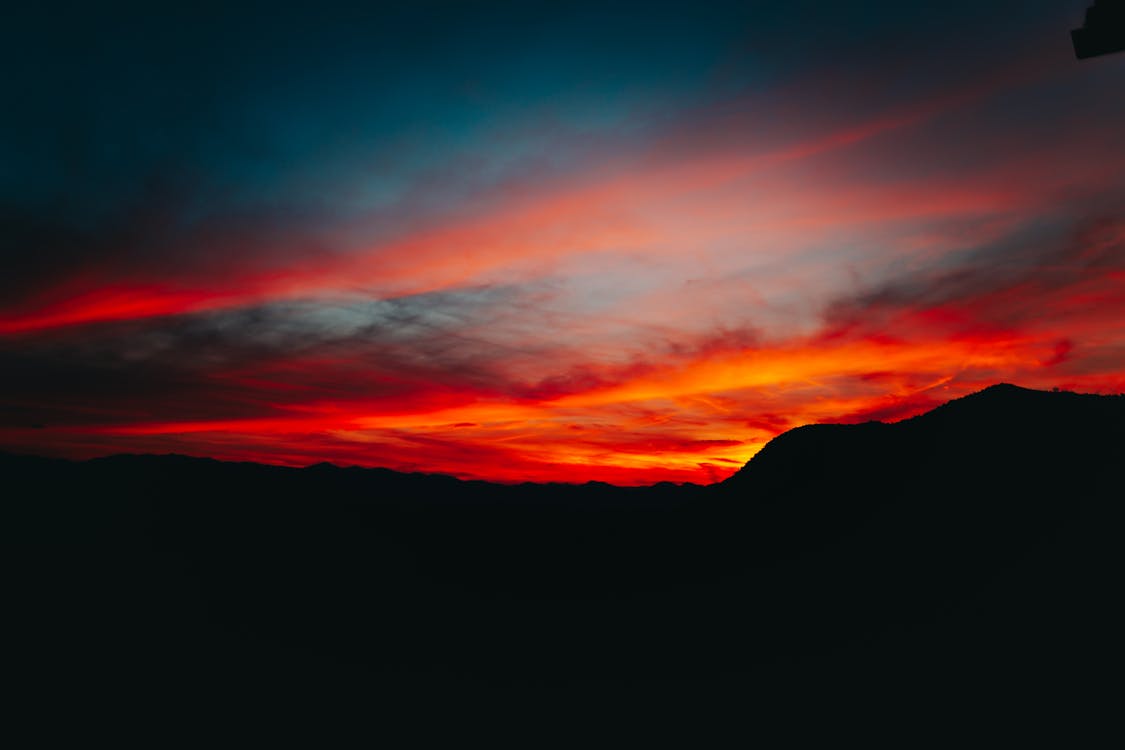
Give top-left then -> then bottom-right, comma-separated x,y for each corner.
2,1 -> 1123,484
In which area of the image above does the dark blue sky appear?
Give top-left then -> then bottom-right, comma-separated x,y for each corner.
2,1 -> 1081,229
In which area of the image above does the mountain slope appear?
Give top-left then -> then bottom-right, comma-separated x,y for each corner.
725,383 -> 1123,497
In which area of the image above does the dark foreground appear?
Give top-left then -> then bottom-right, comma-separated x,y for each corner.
5,385 -> 1122,736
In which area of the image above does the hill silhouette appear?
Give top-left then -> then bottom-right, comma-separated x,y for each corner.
5,383 -> 1122,731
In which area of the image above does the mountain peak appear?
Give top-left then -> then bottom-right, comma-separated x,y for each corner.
723,382 -> 1123,493
978,382 -> 1029,393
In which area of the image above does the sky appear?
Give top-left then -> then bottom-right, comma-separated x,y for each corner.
2,1 -> 1123,484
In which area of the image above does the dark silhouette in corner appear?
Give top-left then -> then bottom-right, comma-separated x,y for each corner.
1072,0 -> 1125,58
4,384 -> 1123,730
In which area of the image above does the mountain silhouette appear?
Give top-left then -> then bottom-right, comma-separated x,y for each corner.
5,383 -> 1122,732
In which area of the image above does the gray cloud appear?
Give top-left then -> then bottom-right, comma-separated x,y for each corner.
0,284 -> 563,428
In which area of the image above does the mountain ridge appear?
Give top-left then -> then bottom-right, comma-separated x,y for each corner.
724,382 -> 1123,493
5,381 -> 1122,722
4,382 -> 1120,490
